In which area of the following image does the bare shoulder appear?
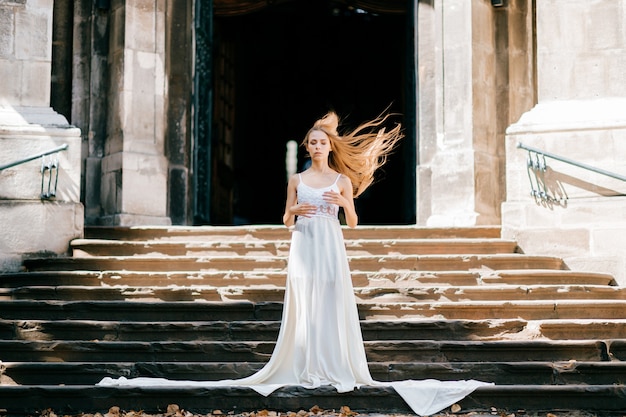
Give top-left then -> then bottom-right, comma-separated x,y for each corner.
286,173 -> 300,189
339,174 -> 353,185
289,173 -> 301,183
338,174 -> 353,193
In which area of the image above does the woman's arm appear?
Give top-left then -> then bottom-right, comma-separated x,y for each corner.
282,175 -> 299,227
282,174 -> 317,227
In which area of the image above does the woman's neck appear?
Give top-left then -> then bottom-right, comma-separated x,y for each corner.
308,160 -> 332,174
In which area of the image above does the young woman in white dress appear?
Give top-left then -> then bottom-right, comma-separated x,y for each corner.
98,111 -> 491,416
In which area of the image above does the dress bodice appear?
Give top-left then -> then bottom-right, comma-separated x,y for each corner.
296,174 -> 341,221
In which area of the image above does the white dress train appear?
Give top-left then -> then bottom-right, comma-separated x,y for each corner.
98,174 -> 492,416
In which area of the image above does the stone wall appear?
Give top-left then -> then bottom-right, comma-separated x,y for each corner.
0,0 -> 83,271
0,0 -> 52,107
502,0 -> 626,285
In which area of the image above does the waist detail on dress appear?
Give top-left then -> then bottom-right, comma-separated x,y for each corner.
309,204 -> 338,219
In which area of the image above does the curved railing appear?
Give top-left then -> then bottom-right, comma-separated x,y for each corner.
0,144 -> 68,199
517,142 -> 626,203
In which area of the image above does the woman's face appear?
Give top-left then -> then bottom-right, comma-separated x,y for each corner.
306,130 -> 332,161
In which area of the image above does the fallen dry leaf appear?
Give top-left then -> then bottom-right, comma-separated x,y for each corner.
338,406 -> 357,417
105,407 -> 120,417
309,406 -> 323,415
450,404 -> 461,413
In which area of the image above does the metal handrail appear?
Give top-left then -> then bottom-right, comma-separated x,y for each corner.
517,142 -> 626,183
0,144 -> 68,171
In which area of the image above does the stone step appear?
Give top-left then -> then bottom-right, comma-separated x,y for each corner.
84,225 -> 502,241
3,361 -> 625,386
2,299 -> 626,321
4,318 -> 626,343
2,269 -> 614,288
0,339 -> 615,363
70,238 -> 518,257
481,269 -> 618,285
22,254 -> 565,272
2,283 -> 625,303
0,300 -> 280,321
0,384 -> 625,416
359,299 -> 626,320
5,318 -> 622,342
0,284 -> 626,303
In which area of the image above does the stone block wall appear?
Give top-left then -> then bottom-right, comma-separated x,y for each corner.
502,0 -> 626,285
0,0 -> 83,271
0,106 -> 82,271
503,99 -> 626,285
0,0 -> 52,107
537,0 -> 626,101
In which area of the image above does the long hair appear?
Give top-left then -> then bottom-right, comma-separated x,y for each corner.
302,111 -> 404,197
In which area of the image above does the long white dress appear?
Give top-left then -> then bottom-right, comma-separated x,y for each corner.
98,174 -> 492,416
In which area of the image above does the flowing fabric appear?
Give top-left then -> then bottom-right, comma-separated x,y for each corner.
98,175 -> 492,416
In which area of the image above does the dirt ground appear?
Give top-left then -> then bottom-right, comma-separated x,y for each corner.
24,404 -> 618,417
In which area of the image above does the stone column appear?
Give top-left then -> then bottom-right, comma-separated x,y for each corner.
0,0 -> 83,271
418,0 -> 479,227
503,0 -> 626,284
99,0 -> 170,225
417,0 -> 518,226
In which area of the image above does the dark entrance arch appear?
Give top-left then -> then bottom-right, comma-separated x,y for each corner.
193,0 -> 416,225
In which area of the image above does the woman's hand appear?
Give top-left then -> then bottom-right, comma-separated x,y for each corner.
290,203 -> 317,218
322,190 -> 348,208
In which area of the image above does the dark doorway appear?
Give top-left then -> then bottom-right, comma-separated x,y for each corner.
201,0 -> 414,225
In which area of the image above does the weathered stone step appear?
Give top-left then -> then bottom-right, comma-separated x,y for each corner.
360,299 -> 626,320
1,269 -> 613,288
3,299 -> 626,321
538,319 -> 626,339
0,300 -> 281,321
22,254 -> 565,272
70,238 -> 518,257
0,339 -> 615,362
355,284 -> 626,302
3,318 -> 625,343
4,361 -> 626,386
0,318 -> 567,342
0,270 -> 475,287
3,283 -> 624,303
481,269 -> 618,285
0,384 -> 625,416
84,225 -> 502,241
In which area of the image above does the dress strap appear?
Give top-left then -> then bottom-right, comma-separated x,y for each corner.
333,174 -> 342,185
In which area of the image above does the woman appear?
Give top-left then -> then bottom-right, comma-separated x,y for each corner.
98,111 -> 491,416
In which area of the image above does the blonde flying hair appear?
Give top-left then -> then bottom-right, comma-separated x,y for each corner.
302,111 -> 404,197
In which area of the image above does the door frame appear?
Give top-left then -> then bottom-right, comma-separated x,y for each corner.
192,0 -> 418,225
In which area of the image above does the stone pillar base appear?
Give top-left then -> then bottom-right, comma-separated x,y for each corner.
100,151 -> 171,226
503,98 -> 626,285
0,200 -> 84,271
0,105 -> 83,272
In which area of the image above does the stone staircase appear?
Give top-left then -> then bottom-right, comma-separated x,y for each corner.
1,225 -> 626,416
